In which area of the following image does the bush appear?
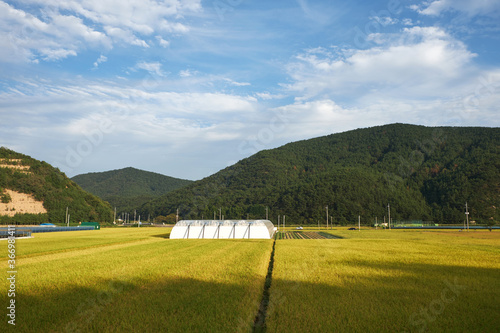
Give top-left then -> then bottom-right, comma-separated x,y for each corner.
1,192 -> 11,203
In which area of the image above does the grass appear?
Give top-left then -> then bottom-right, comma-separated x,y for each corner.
1,228 -> 273,332
266,228 -> 500,333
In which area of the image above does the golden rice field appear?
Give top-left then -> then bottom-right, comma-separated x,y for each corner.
1,228 -> 272,332
1,227 -> 499,332
268,228 -> 500,333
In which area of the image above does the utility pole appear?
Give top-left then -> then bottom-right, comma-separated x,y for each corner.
219,207 -> 222,220
266,206 -> 269,220
283,215 -> 286,230
326,206 -> 329,230
358,215 -> 361,231
176,208 -> 179,223
387,203 -> 391,230
278,215 -> 280,231
114,207 -> 116,224
67,214 -> 70,227
134,210 -> 136,223
65,207 -> 68,226
465,202 -> 470,231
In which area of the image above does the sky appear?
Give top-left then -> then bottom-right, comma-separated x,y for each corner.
0,0 -> 499,180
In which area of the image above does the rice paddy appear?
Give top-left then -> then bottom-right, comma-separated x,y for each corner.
1,227 -> 499,332
1,228 -> 272,332
267,228 -> 500,333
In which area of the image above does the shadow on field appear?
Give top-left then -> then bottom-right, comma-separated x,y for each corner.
150,232 -> 171,239
266,260 -> 500,333
12,277 -> 261,333
9,261 -> 499,333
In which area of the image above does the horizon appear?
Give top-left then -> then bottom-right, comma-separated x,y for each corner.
1,0 -> 499,180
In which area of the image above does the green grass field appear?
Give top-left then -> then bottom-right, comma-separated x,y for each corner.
267,228 -> 500,333
2,227 -> 499,332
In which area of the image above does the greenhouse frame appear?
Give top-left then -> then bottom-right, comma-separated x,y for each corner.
170,220 -> 276,239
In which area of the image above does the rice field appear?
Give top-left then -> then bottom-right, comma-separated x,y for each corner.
1,228 -> 273,332
1,227 -> 499,332
267,228 -> 500,333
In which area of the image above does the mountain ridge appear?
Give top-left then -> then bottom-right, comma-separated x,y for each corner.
139,123 -> 500,224
72,167 -> 193,213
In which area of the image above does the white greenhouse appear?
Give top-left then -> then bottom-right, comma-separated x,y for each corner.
170,220 -> 276,239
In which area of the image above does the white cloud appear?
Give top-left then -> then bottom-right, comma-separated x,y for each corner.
179,69 -> 197,78
285,26 -> 477,100
255,92 -> 286,100
369,16 -> 399,26
135,61 -> 166,77
402,18 -> 414,26
0,77 -> 261,177
223,78 -> 251,87
104,26 -> 149,48
0,0 -> 201,62
412,0 -> 500,17
0,1 -> 112,62
156,36 -> 170,47
93,54 -> 108,68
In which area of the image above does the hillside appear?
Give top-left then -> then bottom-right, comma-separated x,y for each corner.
72,167 -> 192,213
0,147 -> 113,224
140,124 -> 500,224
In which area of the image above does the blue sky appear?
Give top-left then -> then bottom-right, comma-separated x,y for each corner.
1,0 -> 499,180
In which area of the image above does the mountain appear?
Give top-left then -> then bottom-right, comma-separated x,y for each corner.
0,147 -> 113,224
72,167 -> 192,213
139,124 -> 500,224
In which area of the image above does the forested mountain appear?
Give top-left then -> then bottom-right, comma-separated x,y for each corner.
72,167 -> 192,213
140,124 -> 499,225
0,147 -> 113,224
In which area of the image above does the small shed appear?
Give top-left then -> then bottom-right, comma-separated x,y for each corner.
170,220 -> 276,239
81,222 -> 101,230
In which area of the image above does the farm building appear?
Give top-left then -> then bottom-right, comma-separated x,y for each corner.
170,220 -> 276,239
80,222 -> 100,230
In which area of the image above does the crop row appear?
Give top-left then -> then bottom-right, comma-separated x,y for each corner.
276,231 -> 337,240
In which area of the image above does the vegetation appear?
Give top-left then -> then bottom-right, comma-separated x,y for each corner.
267,228 -> 500,332
1,227 -> 498,332
0,147 -> 113,224
141,124 -> 500,224
1,228 -> 272,332
72,167 -> 192,213
0,191 -> 11,203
